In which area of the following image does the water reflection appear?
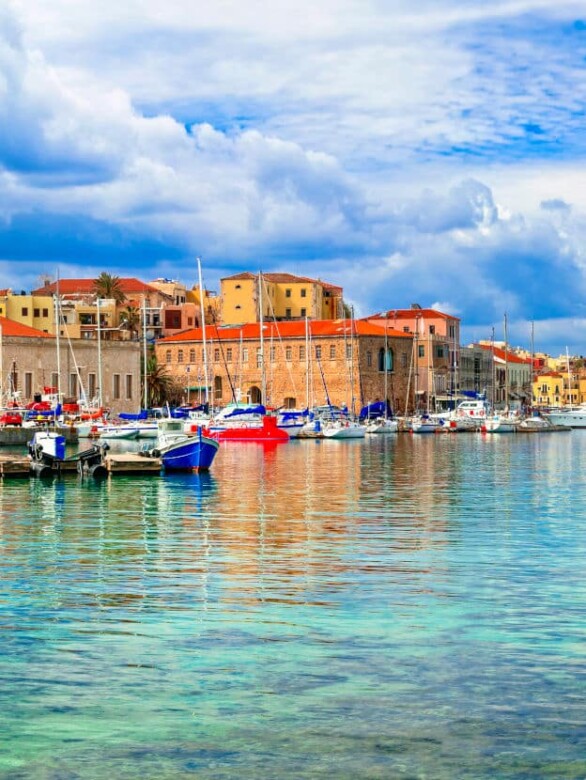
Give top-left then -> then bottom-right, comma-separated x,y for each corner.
1,433 -> 586,778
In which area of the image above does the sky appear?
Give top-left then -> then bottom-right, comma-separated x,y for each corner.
1,0 -> 586,354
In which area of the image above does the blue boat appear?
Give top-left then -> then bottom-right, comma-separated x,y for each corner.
154,419 -> 219,472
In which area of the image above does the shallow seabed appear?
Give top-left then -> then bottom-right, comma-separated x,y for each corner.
1,432 -> 585,779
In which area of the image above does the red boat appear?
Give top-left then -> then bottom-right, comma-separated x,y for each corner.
204,414 -> 289,442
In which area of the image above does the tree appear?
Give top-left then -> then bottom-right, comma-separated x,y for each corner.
94,272 -> 126,304
145,352 -> 184,407
119,305 -> 141,339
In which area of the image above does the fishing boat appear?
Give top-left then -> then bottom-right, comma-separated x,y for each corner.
152,419 -> 219,471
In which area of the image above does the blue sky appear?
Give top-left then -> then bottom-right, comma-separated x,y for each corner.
1,0 -> 586,353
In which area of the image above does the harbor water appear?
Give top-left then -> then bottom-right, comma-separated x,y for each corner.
1,432 -> 585,778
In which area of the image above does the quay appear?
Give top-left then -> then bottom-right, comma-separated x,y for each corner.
0,451 -> 162,478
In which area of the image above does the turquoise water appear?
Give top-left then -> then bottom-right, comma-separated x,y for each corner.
1,433 -> 585,779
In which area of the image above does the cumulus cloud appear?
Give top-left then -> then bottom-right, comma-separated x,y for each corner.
2,0 -> 586,354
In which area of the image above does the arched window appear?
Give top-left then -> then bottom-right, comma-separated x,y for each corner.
378,348 -> 394,372
249,385 -> 262,404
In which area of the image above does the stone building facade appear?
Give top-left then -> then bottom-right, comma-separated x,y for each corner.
1,324 -> 142,413
156,319 -> 415,414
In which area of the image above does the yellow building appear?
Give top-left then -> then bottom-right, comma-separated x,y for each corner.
220,272 -> 343,326
532,371 -> 580,407
0,290 -> 56,334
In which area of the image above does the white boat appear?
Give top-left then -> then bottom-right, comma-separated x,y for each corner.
483,414 -> 518,433
99,426 -> 141,440
365,417 -> 399,434
543,405 -> 586,428
411,416 -> 442,434
321,419 -> 366,439
518,415 -> 571,433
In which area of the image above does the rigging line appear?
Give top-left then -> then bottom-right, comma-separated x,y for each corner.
61,311 -> 88,405
209,309 -> 237,404
260,274 -> 299,400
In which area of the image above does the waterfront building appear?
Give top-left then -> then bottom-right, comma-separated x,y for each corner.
32,277 -> 174,340
156,319 -> 414,413
459,344 -> 494,401
0,289 -> 56,334
0,316 -> 141,412
366,305 -> 460,411
476,344 -> 532,408
220,272 -> 344,326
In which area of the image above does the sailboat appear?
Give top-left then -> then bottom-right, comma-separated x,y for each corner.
484,314 -> 518,433
365,319 -> 398,433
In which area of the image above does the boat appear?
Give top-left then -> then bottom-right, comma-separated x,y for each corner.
517,414 -> 571,433
321,419 -> 366,439
99,426 -> 141,440
152,419 -> 219,471
411,415 -> 442,433
365,417 -> 399,434
483,414 -> 519,433
543,405 -> 586,428
204,413 -> 290,443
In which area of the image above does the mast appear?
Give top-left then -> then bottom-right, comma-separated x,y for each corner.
566,347 -> 573,410
0,323 -> 3,406
350,306 -> 355,416
141,299 -> 148,409
384,315 -> 389,418
491,326 -> 496,409
197,258 -> 209,406
96,297 -> 102,408
504,313 -> 509,412
258,271 -> 266,404
55,278 -> 62,404
305,316 -> 310,411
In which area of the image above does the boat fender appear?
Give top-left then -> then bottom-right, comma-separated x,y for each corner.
150,448 -> 161,458
479,409 -> 485,416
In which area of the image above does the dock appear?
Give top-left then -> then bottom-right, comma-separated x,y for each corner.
105,452 -> 162,474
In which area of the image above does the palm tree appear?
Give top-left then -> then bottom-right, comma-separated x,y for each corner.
119,305 -> 141,340
94,272 -> 126,304
145,353 -> 184,407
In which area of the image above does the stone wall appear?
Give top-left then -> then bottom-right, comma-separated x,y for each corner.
2,336 -> 142,413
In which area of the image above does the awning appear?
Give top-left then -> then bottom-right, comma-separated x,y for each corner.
187,385 -> 209,391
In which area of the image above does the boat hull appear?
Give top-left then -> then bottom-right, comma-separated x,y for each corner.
159,434 -> 219,471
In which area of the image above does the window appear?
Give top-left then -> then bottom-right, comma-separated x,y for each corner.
125,374 -> 133,400
301,289 -> 307,298
300,308 -> 306,318
429,324 -> 436,335
315,345 -> 322,359
25,372 -> 32,399
235,284 -> 241,289
403,326 -> 410,333
166,350 -> 172,364
270,346 -> 276,362
214,348 -> 220,362
235,305 -> 241,310
226,348 -> 233,362
418,345 -> 425,358
69,373 -> 78,397
42,308 -> 48,317
286,346 -> 292,361
187,317 -> 193,326
113,374 -> 121,400
299,345 -> 306,360
189,349 -> 196,363
22,307 -> 28,317
346,343 -> 352,359
449,325 -> 456,338
330,345 -> 336,359
178,349 -> 184,363
34,308 -> 40,318
285,289 -> 292,298
285,308 -> 291,318
243,347 -> 248,361
435,345 -> 444,359
257,347 -> 262,368
367,351 -> 372,367
214,376 -> 223,400
51,372 -> 58,389
89,373 -> 96,399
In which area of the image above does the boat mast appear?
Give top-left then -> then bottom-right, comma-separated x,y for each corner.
55,276 -> 62,404
141,299 -> 148,409
197,258 -> 209,406
305,315 -> 310,411
258,271 -> 266,404
96,297 -> 103,408
504,313 -> 509,412
566,346 -> 573,410
384,315 -> 389,417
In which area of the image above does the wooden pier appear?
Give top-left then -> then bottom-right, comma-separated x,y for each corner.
0,452 -> 162,478
105,452 -> 162,474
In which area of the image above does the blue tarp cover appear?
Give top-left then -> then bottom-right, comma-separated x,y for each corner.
225,405 -> 266,418
359,401 -> 392,419
119,409 -> 148,421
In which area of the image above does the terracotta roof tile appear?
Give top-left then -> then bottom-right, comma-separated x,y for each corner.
158,318 -> 412,343
31,277 -> 165,296
0,316 -> 54,338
